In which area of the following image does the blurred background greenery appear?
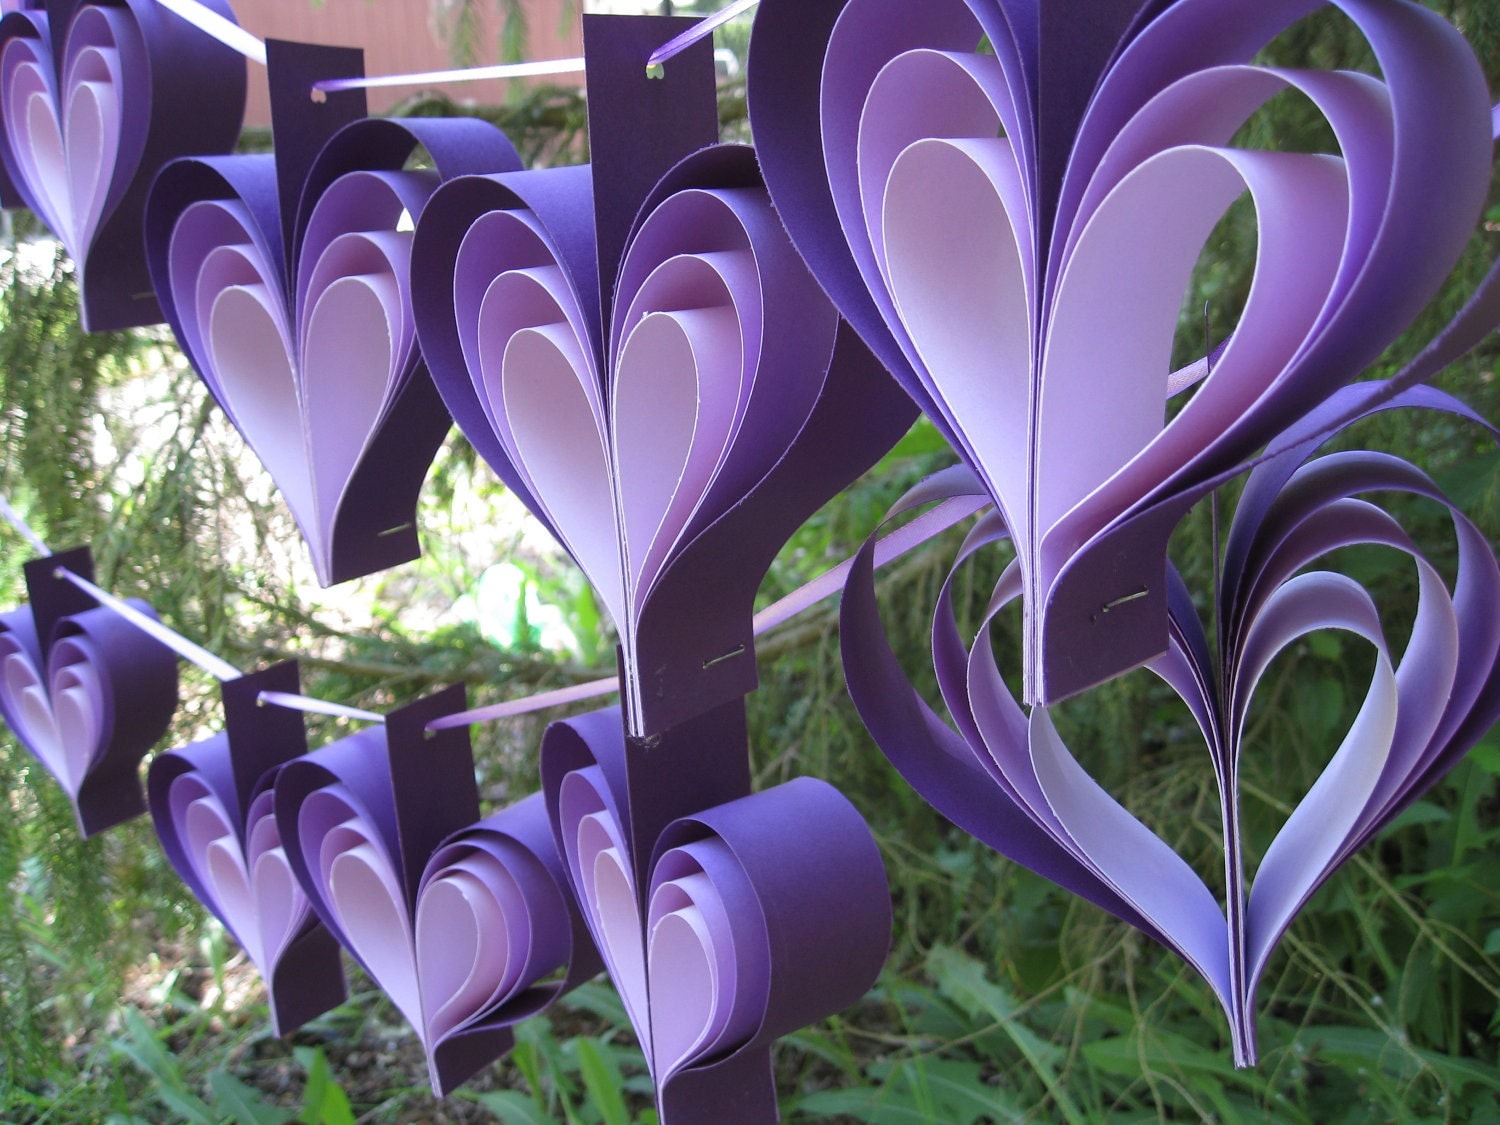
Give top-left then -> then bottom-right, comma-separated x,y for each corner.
2,1 -> 1498,1121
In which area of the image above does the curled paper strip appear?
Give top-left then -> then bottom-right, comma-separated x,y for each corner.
0,0 -> 245,330
145,40 -> 524,585
841,388 -> 1500,1065
273,685 -> 598,1096
0,547 -> 178,835
148,662 -> 345,1036
541,707 -> 891,1124
749,0 -> 1494,704
413,114 -> 911,734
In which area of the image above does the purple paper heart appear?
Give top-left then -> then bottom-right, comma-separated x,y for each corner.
841,387 -> 1500,1065
0,0 -> 244,331
0,547 -> 177,836
540,706 -> 891,1125
145,41 -> 524,586
412,16 -> 913,736
273,685 -> 599,1097
148,662 -> 345,1036
750,0 -> 1493,704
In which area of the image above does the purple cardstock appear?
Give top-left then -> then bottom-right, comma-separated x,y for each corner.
272,684 -> 599,1096
0,0 -> 245,330
148,660 -> 345,1036
840,385 -> 1500,1065
410,16 -> 913,737
0,545 -> 178,835
749,0 -> 1493,704
143,40 -> 524,586
540,705 -> 891,1124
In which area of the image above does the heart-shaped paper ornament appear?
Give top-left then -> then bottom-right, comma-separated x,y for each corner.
540,706 -> 891,1125
842,386 -> 1500,1065
145,40 -> 524,586
0,0 -> 245,331
148,661 -> 344,1036
411,15 -> 914,737
273,684 -> 599,1096
0,546 -> 178,835
749,0 -> 1494,704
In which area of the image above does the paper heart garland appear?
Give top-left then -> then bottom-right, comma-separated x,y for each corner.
411,14 -> 914,737
0,546 -> 178,835
0,0 -> 244,331
273,684 -> 599,1096
540,706 -> 891,1125
749,0 -> 1494,705
148,661 -> 345,1036
841,386 -> 1500,1065
144,40 -> 524,586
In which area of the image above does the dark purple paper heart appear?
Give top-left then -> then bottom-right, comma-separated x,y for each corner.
412,15 -> 913,736
540,706 -> 891,1125
412,143 -> 912,736
144,41 -> 524,586
273,686 -> 598,1097
0,547 -> 177,836
750,0 -> 1494,704
841,387 -> 1500,1066
0,0 -> 244,331
148,662 -> 345,1036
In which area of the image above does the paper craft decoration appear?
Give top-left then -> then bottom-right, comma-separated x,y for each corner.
411,14 -> 914,737
0,0 -> 245,331
272,684 -> 600,1096
748,0 -> 1494,704
841,384 -> 1500,1065
148,661 -> 345,1036
541,706 -> 891,1125
0,546 -> 178,835
144,39 -> 524,586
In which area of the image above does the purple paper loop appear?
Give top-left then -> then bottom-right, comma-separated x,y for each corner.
540,706 -> 890,1123
750,0 -> 1494,705
274,685 -> 597,1095
0,546 -> 178,835
0,0 -> 246,329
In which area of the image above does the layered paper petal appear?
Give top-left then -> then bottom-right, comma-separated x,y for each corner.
145,43 -> 524,585
0,547 -> 177,835
273,686 -> 597,1096
0,0 -> 244,330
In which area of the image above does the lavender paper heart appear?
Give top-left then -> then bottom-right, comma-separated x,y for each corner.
841,387 -> 1500,1065
145,41 -> 523,586
540,706 -> 891,1125
412,16 -> 913,737
749,0 -> 1493,704
273,685 -> 598,1097
0,547 -> 177,835
148,662 -> 345,1036
0,0 -> 244,331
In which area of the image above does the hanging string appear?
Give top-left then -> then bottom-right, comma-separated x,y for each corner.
256,690 -> 383,724
647,0 -> 759,70
425,492 -> 988,732
0,494 -> 50,557
52,566 -> 244,681
152,0 -> 268,65
313,57 -> 586,95
39,552 -> 381,723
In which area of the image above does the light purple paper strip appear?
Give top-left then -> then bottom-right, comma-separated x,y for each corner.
147,662 -> 346,1036
750,0 -> 1494,704
273,685 -> 599,1096
0,0 -> 246,330
540,707 -> 891,1122
840,389 -> 1500,1066
0,546 -> 178,836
